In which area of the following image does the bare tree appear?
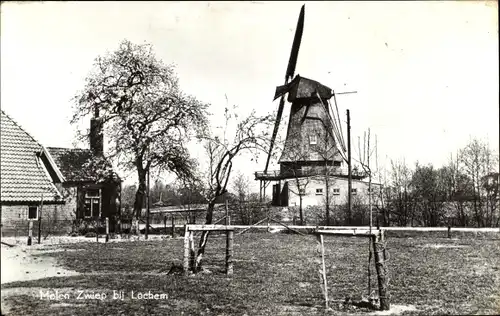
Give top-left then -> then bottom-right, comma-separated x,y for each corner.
72,39 -> 209,220
459,137 -> 499,227
232,171 -> 250,203
374,135 -> 389,226
194,106 -> 273,270
411,163 -> 447,227
280,130 -> 312,225
309,122 -> 340,225
388,159 -> 414,226
440,153 -> 474,226
231,172 -> 265,225
482,172 -> 499,227
355,129 -> 378,229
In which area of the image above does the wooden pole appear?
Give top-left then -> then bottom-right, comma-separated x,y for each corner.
226,230 -> 234,275
146,170 -> 150,240
98,188 -> 102,243
347,109 -> 352,225
38,193 -> 44,244
316,234 -> 328,309
189,231 -> 195,271
263,181 -> 267,203
225,197 -> 229,225
447,226 -> 451,239
27,221 -> 33,246
237,216 -> 269,235
164,215 -> 167,235
171,214 -> 176,238
269,217 -> 306,236
105,217 -> 109,242
259,180 -> 263,203
183,225 -> 190,275
372,230 -> 390,310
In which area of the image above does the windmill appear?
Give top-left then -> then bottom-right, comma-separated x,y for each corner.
256,4 -> 358,206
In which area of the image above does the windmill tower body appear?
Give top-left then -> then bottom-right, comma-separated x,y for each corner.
259,75 -> 347,207
278,75 -> 343,179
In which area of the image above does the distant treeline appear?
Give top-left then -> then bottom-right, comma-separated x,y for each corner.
362,137 -> 498,228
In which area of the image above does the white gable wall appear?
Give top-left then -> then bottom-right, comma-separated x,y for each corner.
286,176 -> 382,208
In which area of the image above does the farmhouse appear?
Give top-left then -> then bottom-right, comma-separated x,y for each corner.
1,110 -> 67,236
0,110 -> 121,236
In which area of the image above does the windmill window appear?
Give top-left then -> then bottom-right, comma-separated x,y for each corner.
333,188 -> 340,195
351,188 -> 357,195
309,134 -> 318,145
28,206 -> 39,220
316,188 -> 323,195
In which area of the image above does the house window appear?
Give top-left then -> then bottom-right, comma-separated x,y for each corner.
316,188 -> 323,195
309,134 -> 317,145
351,188 -> 357,195
333,188 -> 340,195
84,189 -> 101,218
28,206 -> 38,220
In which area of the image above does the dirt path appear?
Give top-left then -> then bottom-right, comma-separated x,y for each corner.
1,242 -> 80,285
1,234 -> 169,285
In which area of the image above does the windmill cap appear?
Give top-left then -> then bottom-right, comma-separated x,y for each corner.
274,75 -> 333,102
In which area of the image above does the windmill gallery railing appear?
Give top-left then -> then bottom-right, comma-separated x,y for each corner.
255,166 -> 366,181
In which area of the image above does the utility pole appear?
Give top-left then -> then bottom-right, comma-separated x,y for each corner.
146,170 -> 150,239
347,110 -> 352,225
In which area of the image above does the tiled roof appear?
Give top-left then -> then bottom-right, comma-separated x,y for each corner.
1,110 -> 62,203
47,147 -> 120,183
47,147 -> 93,182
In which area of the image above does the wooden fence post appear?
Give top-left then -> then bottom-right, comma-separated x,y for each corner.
171,215 -> 176,238
447,226 -> 451,239
188,230 -> 195,271
316,233 -> 329,309
105,217 -> 109,242
163,216 -> 167,235
226,230 -> 234,275
183,225 -> 191,275
372,230 -> 390,310
27,221 -> 33,246
37,215 -> 42,244
38,194 -> 44,244
135,219 -> 140,239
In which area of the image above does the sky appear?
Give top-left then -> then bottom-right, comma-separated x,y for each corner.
1,1 -> 498,191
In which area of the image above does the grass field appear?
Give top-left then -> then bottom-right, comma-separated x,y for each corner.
1,232 -> 499,315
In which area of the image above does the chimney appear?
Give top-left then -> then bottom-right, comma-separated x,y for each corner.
90,107 -> 104,156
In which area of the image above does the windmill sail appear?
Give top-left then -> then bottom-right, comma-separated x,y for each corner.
285,5 -> 305,82
264,4 -> 306,174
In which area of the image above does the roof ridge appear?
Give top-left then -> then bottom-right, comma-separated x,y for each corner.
1,110 -> 43,150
